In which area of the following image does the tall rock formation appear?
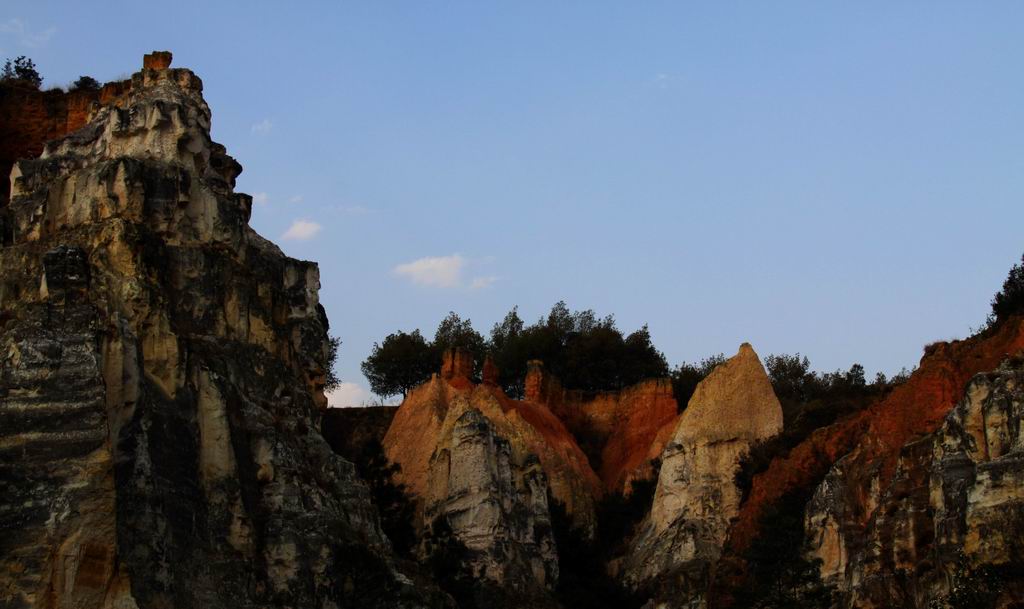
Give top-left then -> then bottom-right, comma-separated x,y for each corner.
623,343 -> 783,603
383,349 -> 600,606
0,54 -> 446,609
804,337 -> 1024,607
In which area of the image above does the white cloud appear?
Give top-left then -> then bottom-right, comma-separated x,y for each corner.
0,19 -> 56,48
251,118 -> 273,135
282,219 -> 322,241
469,276 -> 498,290
327,382 -> 373,408
252,192 -> 269,205
394,254 -> 467,288
289,195 -> 303,204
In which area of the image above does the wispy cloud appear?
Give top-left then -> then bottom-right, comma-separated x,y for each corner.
327,382 -> 374,407
394,254 -> 467,288
393,254 -> 499,290
251,118 -> 273,135
0,19 -> 56,48
252,192 -> 269,205
282,219 -> 322,241
469,276 -> 498,290
288,195 -> 303,204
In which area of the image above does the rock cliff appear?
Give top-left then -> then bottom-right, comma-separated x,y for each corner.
383,349 -> 599,605
804,335 -> 1024,607
0,53 -> 446,609
623,343 -> 783,602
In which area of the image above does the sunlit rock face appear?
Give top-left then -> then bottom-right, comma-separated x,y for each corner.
806,352 -> 1024,608
0,53 -> 447,609
622,343 -> 782,604
383,350 -> 599,606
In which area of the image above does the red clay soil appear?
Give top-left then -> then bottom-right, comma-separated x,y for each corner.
596,380 -> 679,491
727,317 -> 1024,555
0,80 -> 130,204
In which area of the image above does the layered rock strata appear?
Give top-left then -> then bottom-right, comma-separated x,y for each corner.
0,54 -> 445,609
623,343 -> 783,601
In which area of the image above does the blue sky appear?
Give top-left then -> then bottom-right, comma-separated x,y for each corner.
5,3 -> 1023,405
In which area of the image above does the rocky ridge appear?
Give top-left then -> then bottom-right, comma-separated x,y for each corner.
0,53 -> 446,609
622,343 -> 783,602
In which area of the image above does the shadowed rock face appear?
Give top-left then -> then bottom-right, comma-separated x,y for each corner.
0,54 -> 447,609
524,360 -> 680,495
623,343 -> 782,603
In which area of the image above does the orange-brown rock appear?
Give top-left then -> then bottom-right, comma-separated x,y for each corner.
482,354 -> 499,385
727,318 -> 1024,562
554,380 -> 679,493
143,50 -> 173,70
384,354 -> 600,525
383,353 -> 599,603
440,347 -> 474,386
523,361 -> 680,494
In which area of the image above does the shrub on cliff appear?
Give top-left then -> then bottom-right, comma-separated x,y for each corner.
324,335 -> 342,390
1,56 -> 42,88
991,252 -> 1024,324
69,75 -> 100,91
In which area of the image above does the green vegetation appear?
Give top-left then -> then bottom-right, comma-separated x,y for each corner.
362,302 -> 668,400
1,56 -> 42,88
990,252 -> 1024,325
360,329 -> 436,398
324,335 -> 342,391
70,75 -> 100,91
731,489 -> 835,609
735,353 -> 907,500
548,477 -> 657,609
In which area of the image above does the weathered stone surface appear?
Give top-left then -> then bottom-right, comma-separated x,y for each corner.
525,361 -> 680,495
383,351 -> 600,605
424,408 -> 558,606
0,55 -> 447,609
806,350 -> 1024,608
622,343 -> 782,602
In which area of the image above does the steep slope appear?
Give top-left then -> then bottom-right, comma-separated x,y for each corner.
526,361 -> 679,494
0,53 -> 446,609
383,350 -> 599,605
623,343 -> 782,603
